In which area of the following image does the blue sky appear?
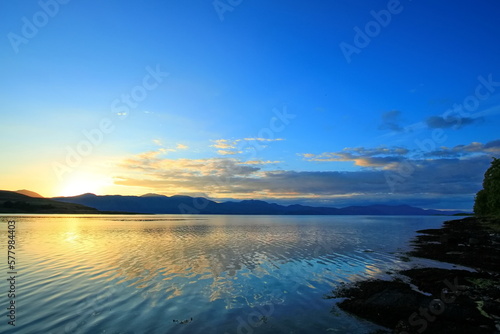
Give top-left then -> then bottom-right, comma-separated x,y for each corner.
1,0 -> 499,210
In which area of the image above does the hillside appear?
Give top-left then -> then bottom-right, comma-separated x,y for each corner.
16,189 -> 44,198
0,190 -> 99,214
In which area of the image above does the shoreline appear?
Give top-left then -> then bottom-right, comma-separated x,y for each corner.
329,216 -> 500,333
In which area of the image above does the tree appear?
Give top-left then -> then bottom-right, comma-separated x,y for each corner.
474,157 -> 500,216
473,189 -> 488,215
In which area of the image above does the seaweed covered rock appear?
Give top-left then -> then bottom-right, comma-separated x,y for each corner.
331,273 -> 497,333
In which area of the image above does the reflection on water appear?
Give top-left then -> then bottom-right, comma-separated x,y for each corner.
0,214 -> 450,333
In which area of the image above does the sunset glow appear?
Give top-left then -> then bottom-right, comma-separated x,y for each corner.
1,1 -> 499,210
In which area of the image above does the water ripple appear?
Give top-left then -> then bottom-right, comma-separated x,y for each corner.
0,214 -> 450,334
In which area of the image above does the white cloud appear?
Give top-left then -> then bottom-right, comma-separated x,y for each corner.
300,146 -> 409,169
240,160 -> 282,165
217,150 -> 243,155
113,139 -> 499,210
211,139 -> 237,149
243,138 -> 285,142
211,138 -> 285,155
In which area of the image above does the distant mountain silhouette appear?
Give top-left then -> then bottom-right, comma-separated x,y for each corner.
51,193 -> 466,215
0,190 -> 98,214
16,189 -> 43,198
336,204 -> 447,216
140,193 -> 166,197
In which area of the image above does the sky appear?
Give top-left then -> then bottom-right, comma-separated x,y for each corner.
1,0 -> 499,210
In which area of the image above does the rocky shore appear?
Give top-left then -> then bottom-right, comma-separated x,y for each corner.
329,216 -> 500,333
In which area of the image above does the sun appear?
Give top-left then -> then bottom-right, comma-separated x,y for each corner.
57,172 -> 110,197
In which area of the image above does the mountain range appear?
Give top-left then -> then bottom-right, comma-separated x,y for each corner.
0,190 -> 467,215
50,192 -> 466,216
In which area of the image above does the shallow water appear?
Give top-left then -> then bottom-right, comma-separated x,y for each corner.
0,214 -> 453,333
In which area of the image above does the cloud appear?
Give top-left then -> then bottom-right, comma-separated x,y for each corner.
159,148 -> 176,153
485,139 -> 500,151
151,139 -> 189,153
266,156 -> 487,198
212,138 -> 285,148
302,140 -> 500,168
378,110 -> 404,132
424,139 -> 500,157
217,150 -> 243,155
136,150 -> 163,161
240,160 -> 282,165
120,155 -> 261,181
243,138 -> 285,142
211,139 -> 237,149
346,146 -> 410,156
113,138 -> 499,210
425,115 -> 478,129
300,146 -> 409,169
115,146 -> 493,210
211,137 -> 285,155
382,110 -> 401,120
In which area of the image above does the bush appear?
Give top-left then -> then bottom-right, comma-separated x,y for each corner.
474,157 -> 500,216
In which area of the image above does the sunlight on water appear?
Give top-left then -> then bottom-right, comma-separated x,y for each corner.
0,215 -> 451,333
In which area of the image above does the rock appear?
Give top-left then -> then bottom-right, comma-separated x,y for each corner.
331,217 -> 500,333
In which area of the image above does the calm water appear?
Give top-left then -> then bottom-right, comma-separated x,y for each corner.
0,214 -> 454,334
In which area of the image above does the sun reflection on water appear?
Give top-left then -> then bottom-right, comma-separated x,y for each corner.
5,214 -> 449,333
